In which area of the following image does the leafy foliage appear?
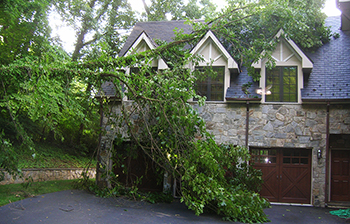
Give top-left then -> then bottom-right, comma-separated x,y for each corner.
0,46 -> 100,168
141,0 -> 217,21
53,0 -> 136,60
17,143 -> 95,169
0,0 -> 334,222
211,0 -> 332,79
0,0 -> 52,65
0,134 -> 19,181
92,31 -> 270,221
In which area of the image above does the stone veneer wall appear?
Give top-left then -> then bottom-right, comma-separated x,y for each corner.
101,101 -> 350,206
192,102 -> 350,207
0,168 -> 96,185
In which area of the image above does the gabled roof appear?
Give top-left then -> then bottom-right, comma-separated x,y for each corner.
227,16 -> 350,101
119,20 -> 194,57
252,29 -> 313,70
116,16 -> 350,101
125,31 -> 168,69
190,30 -> 239,71
124,32 -> 156,56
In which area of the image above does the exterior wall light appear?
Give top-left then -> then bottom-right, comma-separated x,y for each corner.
256,85 -> 272,95
317,149 -> 322,159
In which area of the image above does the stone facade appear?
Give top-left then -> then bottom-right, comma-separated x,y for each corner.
101,101 -> 350,206
0,168 -> 96,185
192,102 -> 350,207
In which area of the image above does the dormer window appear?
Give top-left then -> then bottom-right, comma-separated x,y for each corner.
252,29 -> 313,103
195,66 -> 225,101
266,66 -> 297,102
189,30 -> 239,102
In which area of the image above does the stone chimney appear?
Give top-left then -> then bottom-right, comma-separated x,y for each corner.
337,0 -> 350,30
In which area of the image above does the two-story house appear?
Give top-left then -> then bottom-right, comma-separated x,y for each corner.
98,2 -> 350,207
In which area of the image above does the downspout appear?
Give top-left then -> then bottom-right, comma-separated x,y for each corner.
325,101 -> 330,204
246,101 -> 249,148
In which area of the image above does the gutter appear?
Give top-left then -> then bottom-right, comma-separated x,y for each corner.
302,98 -> 350,104
225,97 -> 261,102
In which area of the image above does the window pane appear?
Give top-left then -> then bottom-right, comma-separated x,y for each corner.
195,67 -> 224,101
266,67 -> 280,102
260,157 -> 268,163
196,79 -> 208,98
283,149 -> 292,156
300,158 -> 308,164
251,150 -> 258,155
269,150 -> 277,156
283,158 -> 291,164
268,157 -> 277,163
300,150 -> 309,157
292,158 -> 299,164
266,66 -> 297,102
283,67 -> 297,102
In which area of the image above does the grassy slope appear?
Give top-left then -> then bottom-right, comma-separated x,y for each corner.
0,179 -> 76,206
17,143 -> 95,169
0,143 -> 96,207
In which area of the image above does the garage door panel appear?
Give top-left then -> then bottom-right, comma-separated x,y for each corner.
260,185 -> 279,202
281,186 -> 307,201
255,165 -> 279,201
252,148 -> 311,204
282,166 -> 308,181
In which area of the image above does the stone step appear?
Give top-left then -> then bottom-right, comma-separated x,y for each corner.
327,201 -> 350,209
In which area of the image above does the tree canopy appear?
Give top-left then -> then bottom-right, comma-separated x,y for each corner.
0,0 -> 52,65
141,0 -> 217,21
53,0 -> 136,60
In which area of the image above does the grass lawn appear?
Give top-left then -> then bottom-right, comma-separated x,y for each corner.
0,179 -> 76,207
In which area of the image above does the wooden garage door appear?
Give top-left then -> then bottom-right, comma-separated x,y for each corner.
331,150 -> 350,201
251,148 -> 311,204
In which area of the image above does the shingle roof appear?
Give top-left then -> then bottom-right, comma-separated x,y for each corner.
95,81 -> 119,98
301,16 -> 350,100
118,20 -> 194,57
113,16 -> 350,101
225,67 -> 261,99
226,16 -> 350,101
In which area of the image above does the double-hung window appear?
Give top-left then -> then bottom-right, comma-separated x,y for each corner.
266,66 -> 297,102
195,66 -> 224,101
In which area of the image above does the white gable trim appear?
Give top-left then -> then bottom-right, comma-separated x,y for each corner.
190,30 -> 239,71
125,32 -> 168,69
252,29 -> 313,69
125,32 -> 155,56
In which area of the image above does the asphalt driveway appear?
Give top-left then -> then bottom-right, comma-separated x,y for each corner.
0,190 -> 346,223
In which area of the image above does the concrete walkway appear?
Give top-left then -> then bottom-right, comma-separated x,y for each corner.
0,190 -> 346,223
